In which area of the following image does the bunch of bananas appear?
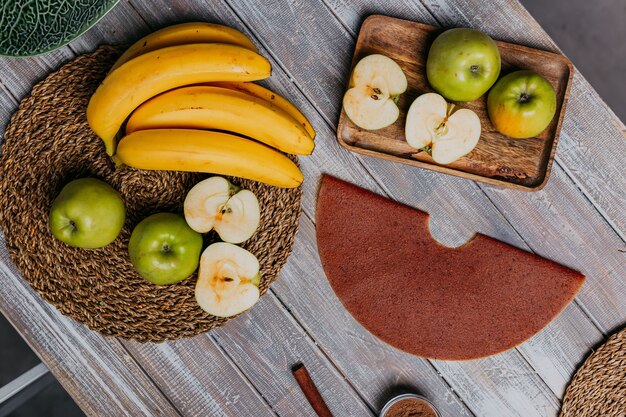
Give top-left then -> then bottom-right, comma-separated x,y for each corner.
87,23 -> 315,188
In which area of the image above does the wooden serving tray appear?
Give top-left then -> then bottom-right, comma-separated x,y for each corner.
337,15 -> 574,191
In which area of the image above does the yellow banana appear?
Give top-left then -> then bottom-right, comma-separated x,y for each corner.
87,43 -> 271,155
110,22 -> 257,72
126,86 -> 314,155
210,81 -> 316,139
116,129 -> 303,188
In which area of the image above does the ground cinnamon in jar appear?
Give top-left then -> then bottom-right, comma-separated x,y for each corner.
384,398 -> 437,417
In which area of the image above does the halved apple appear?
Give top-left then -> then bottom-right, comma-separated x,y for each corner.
195,242 -> 261,318
343,54 -> 408,130
405,93 -> 481,165
184,176 -> 260,244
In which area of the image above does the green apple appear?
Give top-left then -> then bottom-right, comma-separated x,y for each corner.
129,213 -> 203,285
426,28 -> 501,102
49,178 -> 125,248
487,70 -> 557,139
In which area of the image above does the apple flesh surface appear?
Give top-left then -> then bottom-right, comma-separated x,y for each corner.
405,93 -> 481,164
184,176 -> 260,244
343,54 -> 407,130
427,28 -> 501,102
49,178 -> 125,248
129,213 -> 203,285
487,70 -> 557,139
195,242 -> 260,318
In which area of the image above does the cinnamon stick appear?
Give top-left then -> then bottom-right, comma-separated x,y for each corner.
292,363 -> 334,417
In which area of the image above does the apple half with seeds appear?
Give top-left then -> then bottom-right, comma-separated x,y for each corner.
405,93 -> 481,165
184,176 -> 260,244
195,242 -> 261,318
343,54 -> 408,130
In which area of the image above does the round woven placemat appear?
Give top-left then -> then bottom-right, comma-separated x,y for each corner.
560,327 -> 626,416
0,45 -> 302,342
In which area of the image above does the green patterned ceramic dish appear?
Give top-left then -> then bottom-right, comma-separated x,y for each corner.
0,0 -> 119,57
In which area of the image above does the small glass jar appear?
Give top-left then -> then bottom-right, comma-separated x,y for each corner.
380,393 -> 441,417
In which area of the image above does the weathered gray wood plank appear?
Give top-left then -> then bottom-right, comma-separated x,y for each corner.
124,1 -> 610,416
230,0 -> 624,324
0,1 -> 622,417
6,4 -> 387,417
0,6 -> 281,417
217,1 -> 621,415
75,4 -> 379,415
0,83 -> 16,134
517,303 -> 603,396
279,214 -> 566,416
480,166 -> 626,332
212,295 -> 376,417
109,1 -> 478,416
314,0 -> 615,398
128,1 -> 620,414
0,49 -> 74,99
321,0 -> 438,29
0,236 -> 181,417
417,0 -> 626,329
122,337 -> 278,417
332,155 -> 608,400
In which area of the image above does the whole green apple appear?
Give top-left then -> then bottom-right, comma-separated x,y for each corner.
129,213 -> 203,285
49,178 -> 125,248
487,70 -> 557,138
427,28 -> 501,102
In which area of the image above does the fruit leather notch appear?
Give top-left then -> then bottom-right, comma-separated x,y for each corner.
315,174 -> 585,360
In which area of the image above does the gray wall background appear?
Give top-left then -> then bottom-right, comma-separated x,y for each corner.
521,0 -> 626,122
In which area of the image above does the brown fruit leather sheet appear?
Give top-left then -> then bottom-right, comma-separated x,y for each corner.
315,175 -> 585,360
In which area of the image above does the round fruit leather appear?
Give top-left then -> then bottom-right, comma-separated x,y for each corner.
315,175 -> 584,360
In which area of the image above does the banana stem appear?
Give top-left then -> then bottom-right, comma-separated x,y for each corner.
111,154 -> 124,167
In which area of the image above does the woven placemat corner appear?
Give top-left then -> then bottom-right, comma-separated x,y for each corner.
0,45 -> 302,342
560,326 -> 626,417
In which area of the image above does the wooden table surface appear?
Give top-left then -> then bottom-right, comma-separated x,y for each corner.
1,1 -> 625,416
